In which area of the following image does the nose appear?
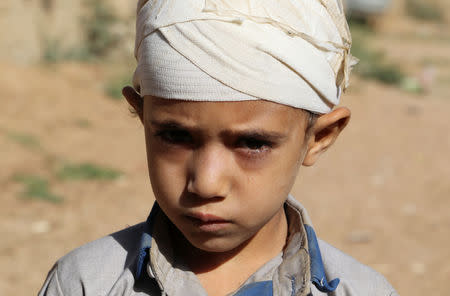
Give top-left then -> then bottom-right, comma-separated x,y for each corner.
187,144 -> 231,199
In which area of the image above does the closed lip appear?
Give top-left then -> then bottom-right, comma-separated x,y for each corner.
186,212 -> 229,223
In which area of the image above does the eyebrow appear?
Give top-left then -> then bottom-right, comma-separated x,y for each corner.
221,130 -> 287,142
150,119 -> 287,141
150,120 -> 199,132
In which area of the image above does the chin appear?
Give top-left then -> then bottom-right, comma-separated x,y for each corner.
187,235 -> 245,253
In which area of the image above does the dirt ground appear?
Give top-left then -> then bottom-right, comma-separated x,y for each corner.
1,9 -> 449,296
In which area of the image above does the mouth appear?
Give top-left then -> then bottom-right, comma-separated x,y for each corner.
186,213 -> 231,232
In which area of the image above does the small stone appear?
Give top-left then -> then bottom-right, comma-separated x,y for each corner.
406,105 -> 421,116
114,176 -> 128,187
347,230 -> 372,244
31,220 -> 50,234
370,174 -> 385,186
410,262 -> 426,275
401,204 -> 417,216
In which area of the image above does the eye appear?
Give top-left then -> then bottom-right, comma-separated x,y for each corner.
235,137 -> 272,152
155,129 -> 193,146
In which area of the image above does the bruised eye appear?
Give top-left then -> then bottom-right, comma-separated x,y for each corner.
155,129 -> 193,145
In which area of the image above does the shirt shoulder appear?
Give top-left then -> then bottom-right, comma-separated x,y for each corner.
38,222 -> 147,296
314,239 -> 398,296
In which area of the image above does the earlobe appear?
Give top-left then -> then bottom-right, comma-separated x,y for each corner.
302,107 -> 351,166
122,86 -> 144,123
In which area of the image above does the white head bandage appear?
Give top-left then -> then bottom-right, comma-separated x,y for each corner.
133,0 -> 357,114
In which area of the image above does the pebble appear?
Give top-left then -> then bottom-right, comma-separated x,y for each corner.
114,176 -> 129,187
347,230 -> 373,244
31,220 -> 51,234
410,262 -> 426,275
401,203 -> 417,216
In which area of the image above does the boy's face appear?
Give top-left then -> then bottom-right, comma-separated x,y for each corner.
143,97 -> 309,252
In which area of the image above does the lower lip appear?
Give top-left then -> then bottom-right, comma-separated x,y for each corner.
187,217 -> 231,232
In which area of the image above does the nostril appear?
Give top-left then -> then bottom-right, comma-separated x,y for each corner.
179,191 -> 225,208
186,177 -> 227,200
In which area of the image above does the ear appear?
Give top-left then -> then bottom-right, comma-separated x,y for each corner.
302,107 -> 351,166
122,86 -> 144,123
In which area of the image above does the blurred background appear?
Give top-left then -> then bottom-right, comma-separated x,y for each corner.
1,0 -> 449,295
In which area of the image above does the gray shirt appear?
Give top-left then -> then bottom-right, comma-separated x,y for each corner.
38,196 -> 398,296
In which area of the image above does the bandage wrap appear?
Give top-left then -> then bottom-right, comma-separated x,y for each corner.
133,0 -> 357,114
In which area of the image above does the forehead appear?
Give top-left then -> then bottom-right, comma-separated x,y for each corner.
143,96 -> 307,131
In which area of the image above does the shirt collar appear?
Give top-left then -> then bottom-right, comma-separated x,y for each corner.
135,202 -> 159,279
284,195 -> 340,293
135,196 -> 339,293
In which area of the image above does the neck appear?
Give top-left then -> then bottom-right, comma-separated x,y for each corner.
174,206 -> 288,275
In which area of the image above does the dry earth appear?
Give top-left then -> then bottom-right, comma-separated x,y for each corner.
1,8 -> 450,296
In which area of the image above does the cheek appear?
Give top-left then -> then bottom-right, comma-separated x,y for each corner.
250,146 -> 302,195
236,148 -> 302,220
145,132 -> 189,205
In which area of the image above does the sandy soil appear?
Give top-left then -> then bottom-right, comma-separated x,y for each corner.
1,14 -> 449,296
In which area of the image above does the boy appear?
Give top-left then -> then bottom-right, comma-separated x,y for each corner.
39,0 -> 398,295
